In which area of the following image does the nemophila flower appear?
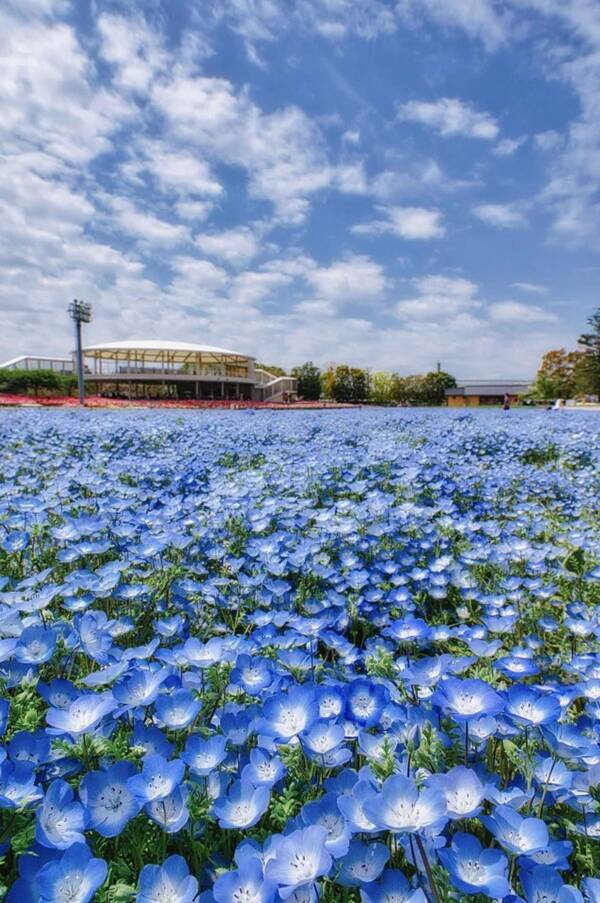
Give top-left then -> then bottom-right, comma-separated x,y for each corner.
256,686 -> 319,741
38,679 -> 79,710
36,843 -> 107,903
132,723 -> 174,759
127,755 -> 185,804
496,655 -> 540,680
519,840 -> 573,873
79,762 -> 140,837
300,719 -> 345,757
220,710 -> 254,747
486,780 -> 534,809
363,774 -> 447,835
145,785 -> 190,833
360,869 -> 427,903
426,766 -> 486,819
154,689 -> 201,730
14,625 -> 57,665
8,729 -> 51,765
533,757 -> 573,794
264,825 -> 332,899
0,760 -> 43,808
505,685 -> 561,727
242,748 -> 287,788
345,679 -> 390,728
113,667 -> 170,709
212,779 -> 270,829
337,841 -> 389,887
481,804 -> 549,855
358,732 -> 398,763
541,723 -> 599,764
136,854 -> 199,903
337,779 -> 380,834
213,859 -> 276,903
431,678 -> 503,722
230,654 -> 274,695
316,685 -> 345,720
301,793 -> 351,857
182,636 -> 223,669
46,692 -> 116,738
74,611 -> 113,664
520,866 -> 584,903
438,832 -> 510,899
36,780 -> 87,849
182,734 -> 228,777
582,878 -> 600,903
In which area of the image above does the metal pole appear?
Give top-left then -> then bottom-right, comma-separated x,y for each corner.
75,318 -> 85,406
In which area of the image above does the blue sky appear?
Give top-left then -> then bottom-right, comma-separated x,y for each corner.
2,0 -> 600,376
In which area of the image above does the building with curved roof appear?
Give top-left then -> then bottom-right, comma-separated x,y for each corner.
80,339 -> 296,402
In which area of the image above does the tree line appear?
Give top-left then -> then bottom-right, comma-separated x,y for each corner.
534,308 -> 600,400
291,363 -> 457,405
0,369 -> 77,397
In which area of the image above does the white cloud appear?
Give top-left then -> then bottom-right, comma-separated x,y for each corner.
109,198 -> 189,245
398,97 -> 499,139
510,282 -> 548,295
493,136 -> 526,156
473,203 -> 528,227
488,300 -> 558,323
97,14 -> 168,94
353,205 -> 445,239
305,255 -> 387,302
534,130 -> 563,152
134,143 -> 224,198
397,0 -> 508,50
397,274 -> 480,319
195,227 -> 260,267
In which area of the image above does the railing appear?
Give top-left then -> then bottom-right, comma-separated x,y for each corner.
260,377 -> 297,400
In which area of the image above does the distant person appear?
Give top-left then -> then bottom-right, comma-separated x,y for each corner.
502,393 -> 511,411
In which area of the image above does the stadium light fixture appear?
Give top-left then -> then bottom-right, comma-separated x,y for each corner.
68,299 -> 92,406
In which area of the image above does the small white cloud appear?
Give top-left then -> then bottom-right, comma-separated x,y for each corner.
397,274 -> 480,319
110,198 -> 188,245
493,136 -> 526,157
342,129 -> 361,144
473,203 -> 528,228
398,97 -> 499,140
488,301 -> 558,323
306,255 -> 387,302
195,227 -> 260,267
510,282 -> 548,295
534,130 -> 563,152
353,205 -> 445,240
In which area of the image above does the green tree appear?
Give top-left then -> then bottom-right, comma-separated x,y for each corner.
578,307 -> 600,395
324,365 -> 370,402
291,362 -> 322,400
533,348 -> 589,400
418,370 -> 457,405
370,371 -> 396,405
0,368 -> 69,397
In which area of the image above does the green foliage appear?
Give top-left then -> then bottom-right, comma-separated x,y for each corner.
324,365 -> 370,402
0,368 -> 76,397
577,307 -> 600,395
393,370 -> 457,406
291,361 -> 322,400
256,362 -> 287,377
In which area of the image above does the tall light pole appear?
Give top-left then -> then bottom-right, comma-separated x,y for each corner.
68,300 -> 92,406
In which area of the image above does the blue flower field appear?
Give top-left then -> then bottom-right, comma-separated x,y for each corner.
0,408 -> 599,903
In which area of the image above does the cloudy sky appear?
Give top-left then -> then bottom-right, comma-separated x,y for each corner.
2,0 -> 599,376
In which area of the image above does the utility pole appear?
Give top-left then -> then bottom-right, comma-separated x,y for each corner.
68,300 -> 92,406
436,361 -> 441,373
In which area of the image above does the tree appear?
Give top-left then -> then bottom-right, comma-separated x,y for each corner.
534,348 -> 590,400
0,368 -> 68,397
291,362 -> 322,400
418,370 -> 457,406
578,307 -> 600,395
370,371 -> 396,405
324,365 -> 370,403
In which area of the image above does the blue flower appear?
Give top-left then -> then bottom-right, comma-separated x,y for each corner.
127,755 -> 185,804
337,840 -> 389,887
154,689 -> 201,730
137,854 -> 199,903
79,761 -> 141,837
360,869 -> 427,903
426,766 -> 486,819
505,685 -> 561,727
230,654 -> 274,696
182,734 -> 228,777
344,679 -> 390,728
520,866 -> 584,903
37,843 -> 107,903
36,780 -> 87,850
256,686 -> 319,741
264,825 -> 332,899
438,832 -> 510,898
364,774 -> 447,835
212,779 -> 270,829
481,805 -> 549,855
46,692 -> 116,738
301,793 -> 351,857
145,785 -> 191,833
213,859 -> 276,903
241,748 -> 287,788
431,678 -> 503,722
15,626 -> 57,665
0,760 -> 43,808
113,667 -> 170,709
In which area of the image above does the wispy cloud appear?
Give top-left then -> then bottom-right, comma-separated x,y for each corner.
398,97 -> 499,140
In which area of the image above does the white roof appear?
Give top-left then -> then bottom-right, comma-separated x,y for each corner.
81,340 -> 251,359
0,354 -> 72,368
